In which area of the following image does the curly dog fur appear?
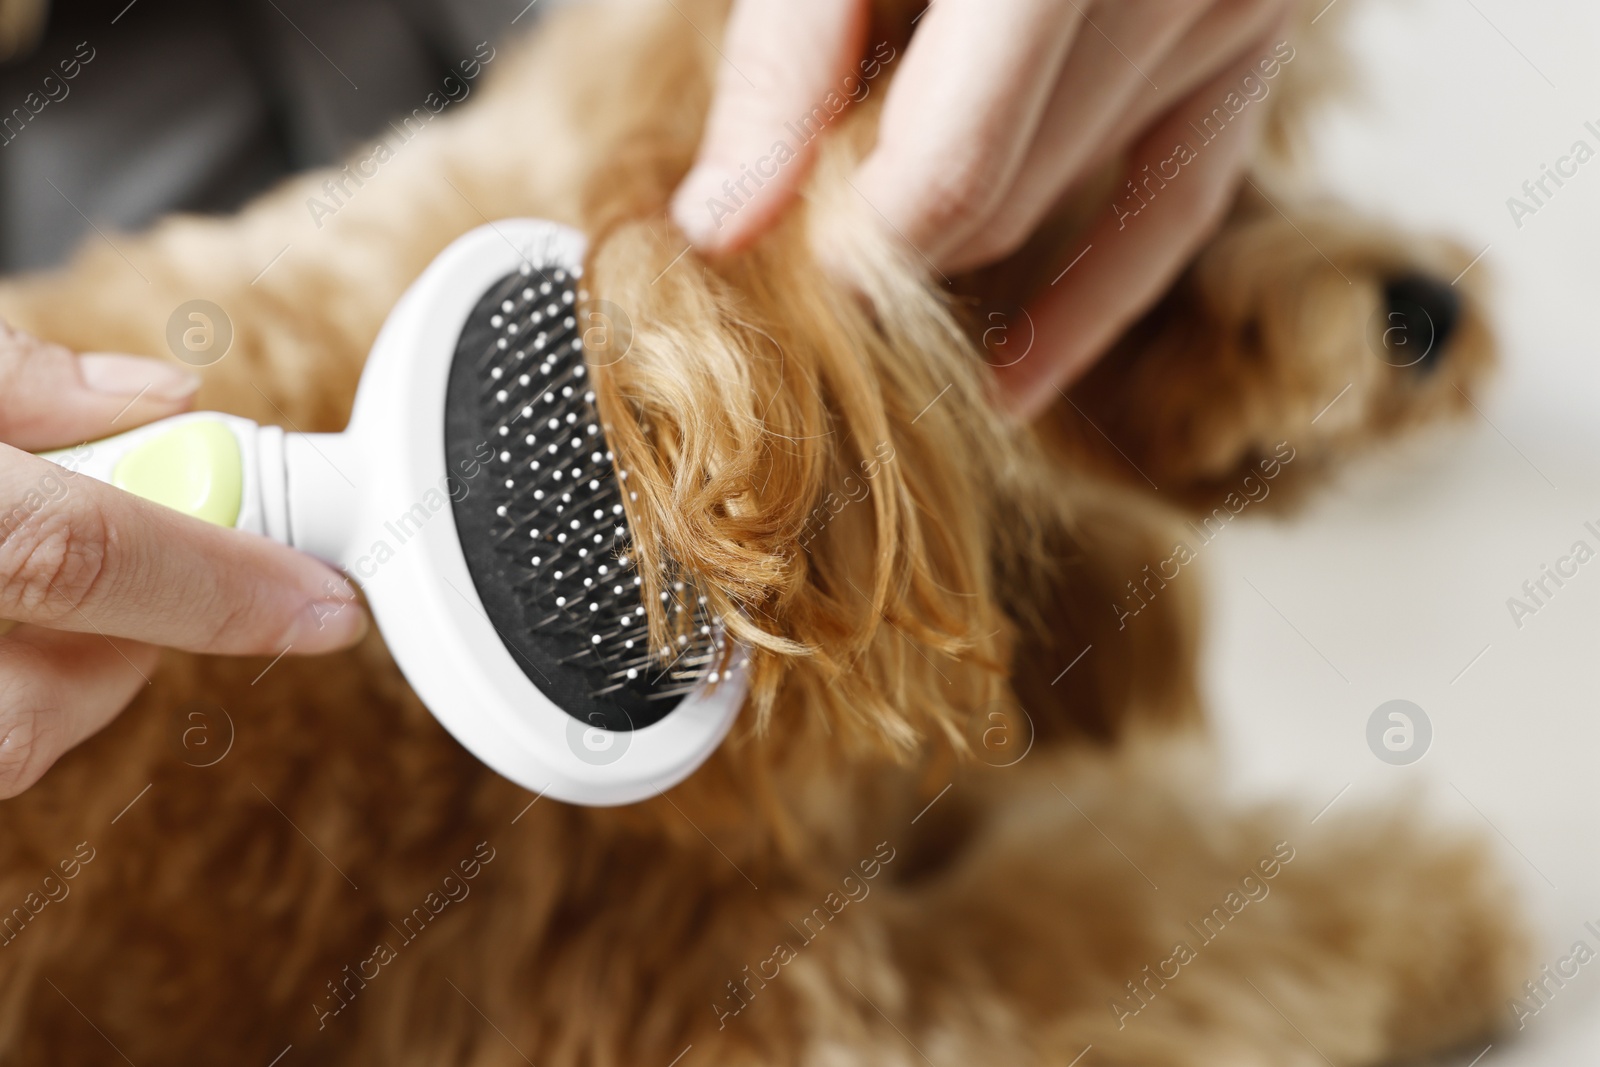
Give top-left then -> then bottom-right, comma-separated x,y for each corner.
0,0 -> 1527,1063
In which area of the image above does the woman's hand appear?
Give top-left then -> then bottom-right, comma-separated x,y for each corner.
0,326 -> 366,798
670,0 -> 1292,419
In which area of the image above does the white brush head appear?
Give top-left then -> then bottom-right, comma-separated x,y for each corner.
303,219 -> 743,806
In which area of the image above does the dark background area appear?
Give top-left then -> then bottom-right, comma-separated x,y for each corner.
0,0 -> 539,270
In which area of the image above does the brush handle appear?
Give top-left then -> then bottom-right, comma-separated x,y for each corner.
37,412 -> 362,568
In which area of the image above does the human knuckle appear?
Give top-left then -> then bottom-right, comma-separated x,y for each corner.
0,506 -> 109,621
0,328 -> 61,387
0,325 -> 33,382
966,217 -> 1034,268
912,155 -> 1006,235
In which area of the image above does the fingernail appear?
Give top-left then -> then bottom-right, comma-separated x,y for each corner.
79,352 -> 201,402
286,597 -> 369,652
672,165 -> 731,248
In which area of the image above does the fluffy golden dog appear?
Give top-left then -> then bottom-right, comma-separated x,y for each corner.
0,0 -> 1526,1063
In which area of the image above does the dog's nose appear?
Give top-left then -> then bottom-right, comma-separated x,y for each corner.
1380,274 -> 1460,371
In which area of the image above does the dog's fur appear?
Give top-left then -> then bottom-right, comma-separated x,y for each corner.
0,0 -> 1527,1063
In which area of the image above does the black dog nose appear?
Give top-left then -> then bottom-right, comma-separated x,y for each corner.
1378,274 -> 1461,371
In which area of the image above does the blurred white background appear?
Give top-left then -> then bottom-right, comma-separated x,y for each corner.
1208,0 -> 1600,1061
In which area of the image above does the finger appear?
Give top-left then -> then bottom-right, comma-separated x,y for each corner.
670,0 -> 869,253
947,0 -> 1286,271
1076,0 -> 1291,176
849,0 -> 1083,267
995,32 -> 1282,420
0,624 -> 157,798
0,445 -> 367,655
0,323 -> 201,450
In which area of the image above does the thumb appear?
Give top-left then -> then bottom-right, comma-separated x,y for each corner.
670,0 -> 868,254
0,323 -> 201,450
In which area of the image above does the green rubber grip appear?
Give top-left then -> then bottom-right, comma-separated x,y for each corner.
109,419 -> 244,527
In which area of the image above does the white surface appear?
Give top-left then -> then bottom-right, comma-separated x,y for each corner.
1205,1 -> 1600,1061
